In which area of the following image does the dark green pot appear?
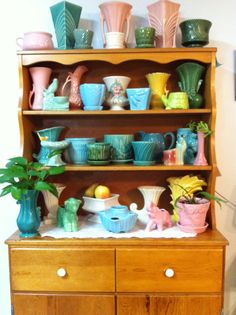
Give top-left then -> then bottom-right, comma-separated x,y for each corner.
179,19 -> 212,47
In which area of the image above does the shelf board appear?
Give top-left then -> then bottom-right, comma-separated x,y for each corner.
64,164 -> 212,171
22,109 -> 211,116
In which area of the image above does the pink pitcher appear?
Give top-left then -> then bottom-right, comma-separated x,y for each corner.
29,67 -> 52,110
99,1 -> 132,47
147,0 -> 180,48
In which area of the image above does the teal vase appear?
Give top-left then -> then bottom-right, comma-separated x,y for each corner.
16,190 -> 41,238
50,1 -> 82,49
33,126 -> 64,164
176,62 -> 205,108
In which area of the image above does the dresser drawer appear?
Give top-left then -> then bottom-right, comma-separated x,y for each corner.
10,248 -> 115,292
116,248 -> 224,293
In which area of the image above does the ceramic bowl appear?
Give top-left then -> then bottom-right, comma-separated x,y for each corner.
82,194 -> 120,214
99,205 -> 137,233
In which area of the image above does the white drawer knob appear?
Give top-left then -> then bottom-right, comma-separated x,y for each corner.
164,268 -> 175,278
57,267 -> 67,278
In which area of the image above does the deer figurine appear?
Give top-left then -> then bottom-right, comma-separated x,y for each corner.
145,201 -> 172,232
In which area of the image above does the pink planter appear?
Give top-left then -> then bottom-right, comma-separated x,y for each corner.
177,198 -> 210,233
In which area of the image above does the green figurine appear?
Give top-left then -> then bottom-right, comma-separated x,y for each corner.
57,198 -> 81,232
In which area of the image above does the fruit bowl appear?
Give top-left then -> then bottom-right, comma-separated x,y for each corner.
82,194 -> 120,222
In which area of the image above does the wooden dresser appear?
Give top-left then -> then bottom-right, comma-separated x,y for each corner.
6,48 -> 228,314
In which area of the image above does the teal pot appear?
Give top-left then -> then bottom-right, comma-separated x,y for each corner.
65,137 -> 96,164
33,126 -> 64,164
50,1 -> 82,49
179,19 -> 212,47
176,62 -> 205,108
16,190 -> 41,238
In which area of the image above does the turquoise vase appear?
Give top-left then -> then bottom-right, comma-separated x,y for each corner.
50,1 -> 82,49
33,126 -> 64,164
16,190 -> 41,238
176,62 -> 205,108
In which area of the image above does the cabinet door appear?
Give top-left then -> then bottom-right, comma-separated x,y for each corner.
117,294 -> 222,315
13,294 -> 115,315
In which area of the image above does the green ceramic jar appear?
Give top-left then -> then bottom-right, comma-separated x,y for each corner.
135,27 -> 155,48
179,19 -> 212,47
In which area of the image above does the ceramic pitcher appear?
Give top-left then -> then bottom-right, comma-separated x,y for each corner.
147,0 -> 180,48
99,1 -> 132,47
29,67 -> 52,110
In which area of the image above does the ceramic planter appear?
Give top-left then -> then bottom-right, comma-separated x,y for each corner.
180,19 -> 212,47
176,198 -> 210,233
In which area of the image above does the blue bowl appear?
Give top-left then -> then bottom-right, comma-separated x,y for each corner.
99,205 -> 137,233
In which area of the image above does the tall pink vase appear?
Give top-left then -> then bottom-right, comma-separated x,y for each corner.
194,131 -> 208,165
99,1 -> 132,46
29,67 -> 52,110
147,0 -> 180,48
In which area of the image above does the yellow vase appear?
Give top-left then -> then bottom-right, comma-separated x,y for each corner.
146,72 -> 171,109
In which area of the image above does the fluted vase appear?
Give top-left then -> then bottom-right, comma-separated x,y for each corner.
176,62 -> 205,108
194,131 -> 208,166
147,0 -> 180,48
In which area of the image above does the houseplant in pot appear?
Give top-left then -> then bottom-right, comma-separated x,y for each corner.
0,156 -> 64,238
167,175 -> 226,233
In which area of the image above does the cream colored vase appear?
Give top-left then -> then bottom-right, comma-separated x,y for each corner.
146,72 -> 171,109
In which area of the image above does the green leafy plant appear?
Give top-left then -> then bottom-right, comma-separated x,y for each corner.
0,156 -> 65,200
174,183 -> 227,208
186,121 -> 212,137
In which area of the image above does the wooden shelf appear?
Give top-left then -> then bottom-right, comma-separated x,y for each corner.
64,164 -> 212,171
22,109 -> 211,116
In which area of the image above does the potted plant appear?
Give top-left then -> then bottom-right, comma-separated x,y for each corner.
187,120 -> 212,165
167,175 -> 226,233
0,156 -> 64,238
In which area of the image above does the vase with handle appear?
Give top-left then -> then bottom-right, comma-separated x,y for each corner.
130,185 -> 166,225
99,1 -> 132,47
61,65 -> 88,110
29,67 -> 52,110
42,183 -> 66,225
147,0 -> 180,48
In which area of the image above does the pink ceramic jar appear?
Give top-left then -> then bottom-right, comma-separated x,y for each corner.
16,31 -> 54,50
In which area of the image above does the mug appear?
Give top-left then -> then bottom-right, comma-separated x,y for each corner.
104,134 -> 134,162
73,28 -> 94,49
135,27 -> 155,48
16,31 -> 54,50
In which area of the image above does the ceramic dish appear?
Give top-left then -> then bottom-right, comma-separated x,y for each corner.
177,222 -> 209,234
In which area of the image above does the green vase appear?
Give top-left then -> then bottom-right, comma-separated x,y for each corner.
176,62 -> 205,108
16,190 -> 40,238
50,1 -> 82,49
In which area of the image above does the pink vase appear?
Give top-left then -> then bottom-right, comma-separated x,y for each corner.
61,65 -> 88,110
194,131 -> 208,165
99,1 -> 132,47
147,0 -> 180,48
29,67 -> 52,110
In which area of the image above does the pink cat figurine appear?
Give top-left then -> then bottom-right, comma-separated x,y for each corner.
145,201 -> 172,232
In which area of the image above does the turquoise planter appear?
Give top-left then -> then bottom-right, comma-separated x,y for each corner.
16,190 -> 41,238
50,1 -> 82,49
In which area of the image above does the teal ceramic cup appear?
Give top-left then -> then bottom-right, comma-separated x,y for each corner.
104,134 -> 134,163
87,142 -> 111,162
73,28 -> 94,49
126,88 -> 151,110
65,137 -> 96,164
132,141 -> 158,166
135,27 -> 155,48
80,83 -> 106,108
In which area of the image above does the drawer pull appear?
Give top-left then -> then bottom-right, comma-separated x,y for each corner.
164,268 -> 175,278
57,268 -> 67,278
